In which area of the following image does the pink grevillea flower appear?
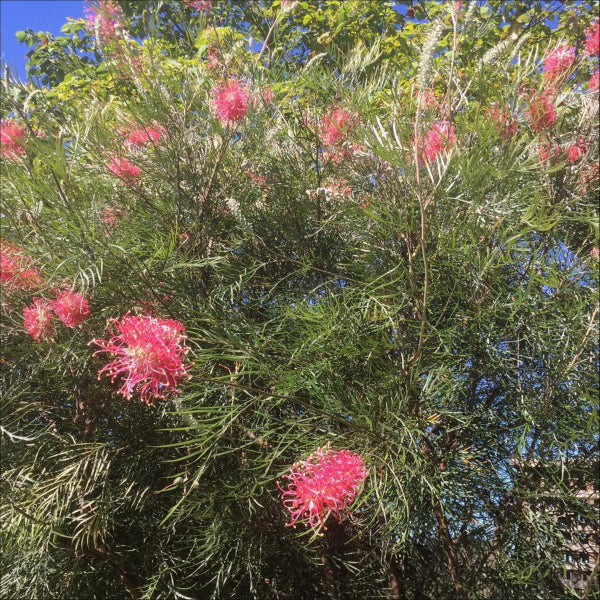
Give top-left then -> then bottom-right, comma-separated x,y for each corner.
23,298 -> 55,342
527,93 -> 556,132
0,241 -> 43,290
322,144 -> 354,165
322,106 -> 354,146
246,170 -> 268,188
279,446 -> 368,533
1,119 -> 27,160
102,205 -> 127,234
578,160 -> 600,194
543,46 -> 576,82
537,139 -> 561,165
185,0 -> 213,12
84,0 -> 124,43
248,87 -> 275,110
260,86 -> 274,105
321,179 -> 352,199
110,49 -> 146,82
210,79 -> 250,125
585,21 -> 599,56
124,122 -> 166,148
107,157 -> 141,184
423,120 -> 456,162
416,88 -> 441,111
486,103 -> 519,139
53,290 -> 91,328
90,314 -> 191,405
589,69 -> 599,91
566,139 -> 586,164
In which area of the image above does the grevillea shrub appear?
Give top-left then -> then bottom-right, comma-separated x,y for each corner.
1,3 -> 598,600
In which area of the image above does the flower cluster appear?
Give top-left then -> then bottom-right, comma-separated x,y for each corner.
416,88 -> 441,111
205,46 -> 221,71
585,20 -> 599,56
21,288 -> 91,341
101,205 -> 127,234
259,86 -> 274,106
538,139 -> 561,165
527,93 -> 556,132
423,120 -> 456,162
578,160 -> 600,194
23,298 -> 55,342
107,156 -> 141,184
84,0 -> 124,44
0,243 -> 89,340
566,139 -> 586,164
210,79 -> 250,125
321,106 -> 354,146
1,119 -> 27,160
185,0 -> 213,12
279,446 -> 368,533
90,314 -> 191,405
123,122 -> 166,149
589,69 -> 599,92
486,104 -> 519,139
53,290 -> 91,328
543,46 -> 575,83
1,241 -> 43,291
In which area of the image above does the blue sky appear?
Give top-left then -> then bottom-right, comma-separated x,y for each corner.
0,0 -> 84,79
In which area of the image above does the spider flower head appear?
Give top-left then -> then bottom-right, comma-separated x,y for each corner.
321,106 -> 354,146
210,78 -> 249,125
526,92 -> 556,132
585,20 -> 599,56
101,205 -> 127,234
1,119 -> 27,160
84,0 -> 124,43
486,103 -> 519,139
543,45 -> 576,83
107,156 -> 141,184
423,120 -> 456,162
23,298 -> 55,342
1,241 -> 43,291
566,139 -> 586,164
279,446 -> 368,534
90,314 -> 191,405
589,69 -> 599,92
123,122 -> 166,149
185,0 -> 213,12
53,290 -> 91,328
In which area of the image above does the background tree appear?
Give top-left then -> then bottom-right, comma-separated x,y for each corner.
1,1 -> 598,599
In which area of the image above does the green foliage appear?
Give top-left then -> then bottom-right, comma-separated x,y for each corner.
1,1 -> 598,599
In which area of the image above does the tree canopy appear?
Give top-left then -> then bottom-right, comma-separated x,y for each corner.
1,1 -> 599,599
